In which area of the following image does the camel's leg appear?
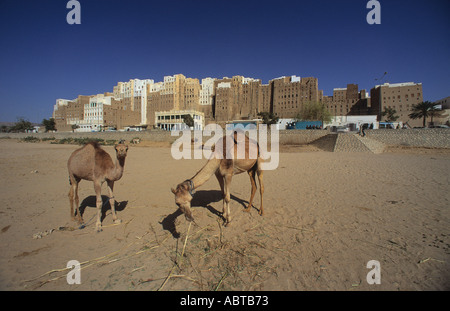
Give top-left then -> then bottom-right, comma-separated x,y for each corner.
107,180 -> 121,224
74,180 -> 81,223
257,165 -> 264,216
245,169 -> 257,213
68,182 -> 75,220
223,174 -> 232,225
94,181 -> 103,232
68,176 -> 82,223
215,170 -> 225,197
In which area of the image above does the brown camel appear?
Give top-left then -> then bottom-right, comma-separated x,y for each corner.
171,133 -> 264,226
67,141 -> 128,232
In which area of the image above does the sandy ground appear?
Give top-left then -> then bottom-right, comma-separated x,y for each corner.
0,139 -> 449,291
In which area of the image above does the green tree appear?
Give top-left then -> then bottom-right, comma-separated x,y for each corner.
182,114 -> 195,128
42,118 -> 56,132
11,117 -> 33,133
381,107 -> 399,122
71,124 -> 79,132
408,101 -> 439,127
295,102 -> 332,124
257,112 -> 279,125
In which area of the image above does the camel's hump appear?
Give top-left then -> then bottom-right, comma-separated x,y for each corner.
85,141 -> 102,149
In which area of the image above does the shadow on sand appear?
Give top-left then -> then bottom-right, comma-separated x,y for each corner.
77,195 -> 128,224
160,190 -> 250,239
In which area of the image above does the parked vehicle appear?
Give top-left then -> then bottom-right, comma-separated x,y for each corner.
336,126 -> 350,133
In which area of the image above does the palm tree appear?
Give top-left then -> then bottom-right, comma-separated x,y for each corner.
257,112 -> 279,125
408,101 -> 436,127
382,107 -> 399,122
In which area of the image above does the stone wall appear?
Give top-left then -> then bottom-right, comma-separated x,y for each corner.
365,128 -> 450,148
0,129 -> 329,145
1,128 -> 449,149
0,130 -> 177,143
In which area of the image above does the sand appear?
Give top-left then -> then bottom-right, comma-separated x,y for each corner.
0,139 -> 449,291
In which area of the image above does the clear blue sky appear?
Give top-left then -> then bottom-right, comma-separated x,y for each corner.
0,0 -> 449,123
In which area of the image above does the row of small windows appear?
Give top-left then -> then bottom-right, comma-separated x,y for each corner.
383,93 -> 420,100
382,87 -> 420,95
156,114 -> 202,121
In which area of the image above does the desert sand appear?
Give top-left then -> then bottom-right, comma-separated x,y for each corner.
0,139 -> 449,291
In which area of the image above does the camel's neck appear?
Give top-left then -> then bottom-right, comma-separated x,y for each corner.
108,156 -> 126,181
190,158 -> 220,190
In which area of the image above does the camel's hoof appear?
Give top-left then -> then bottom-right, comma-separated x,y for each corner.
95,224 -> 103,232
244,208 -> 251,213
114,219 -> 122,224
79,223 -> 86,230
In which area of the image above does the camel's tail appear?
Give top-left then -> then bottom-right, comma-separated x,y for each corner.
68,175 -> 72,185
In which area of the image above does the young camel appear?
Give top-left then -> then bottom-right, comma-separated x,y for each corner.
171,133 -> 264,226
67,141 -> 128,232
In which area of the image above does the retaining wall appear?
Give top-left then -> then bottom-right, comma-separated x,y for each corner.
0,129 -> 329,145
1,129 -> 449,149
365,128 -> 450,149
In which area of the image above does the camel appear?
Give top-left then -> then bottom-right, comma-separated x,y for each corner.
171,133 -> 264,226
67,140 -> 128,232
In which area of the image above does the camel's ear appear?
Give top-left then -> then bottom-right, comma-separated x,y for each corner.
171,187 -> 176,194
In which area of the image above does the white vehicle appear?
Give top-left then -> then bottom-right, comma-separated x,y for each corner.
336,126 -> 350,133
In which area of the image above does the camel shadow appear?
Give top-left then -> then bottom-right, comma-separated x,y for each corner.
78,195 -> 128,223
160,190 -> 249,238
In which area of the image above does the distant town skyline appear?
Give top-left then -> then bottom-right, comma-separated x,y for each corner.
1,0 -> 449,123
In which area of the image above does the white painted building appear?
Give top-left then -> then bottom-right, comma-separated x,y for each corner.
276,118 -> 297,130
324,115 -> 379,130
217,82 -> 231,89
200,77 -> 216,106
273,75 -> 301,83
113,78 -> 155,125
54,98 -> 70,111
74,94 -> 115,132
155,110 -> 205,131
242,77 -> 260,84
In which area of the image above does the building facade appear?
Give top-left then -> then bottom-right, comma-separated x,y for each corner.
53,95 -> 90,132
54,74 -> 427,131
325,84 -> 371,117
271,76 -> 321,118
155,110 -> 205,130
370,82 -> 423,127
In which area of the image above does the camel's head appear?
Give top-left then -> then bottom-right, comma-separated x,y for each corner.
114,142 -> 128,159
171,180 -> 194,222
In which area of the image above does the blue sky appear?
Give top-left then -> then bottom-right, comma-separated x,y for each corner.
0,0 -> 449,123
